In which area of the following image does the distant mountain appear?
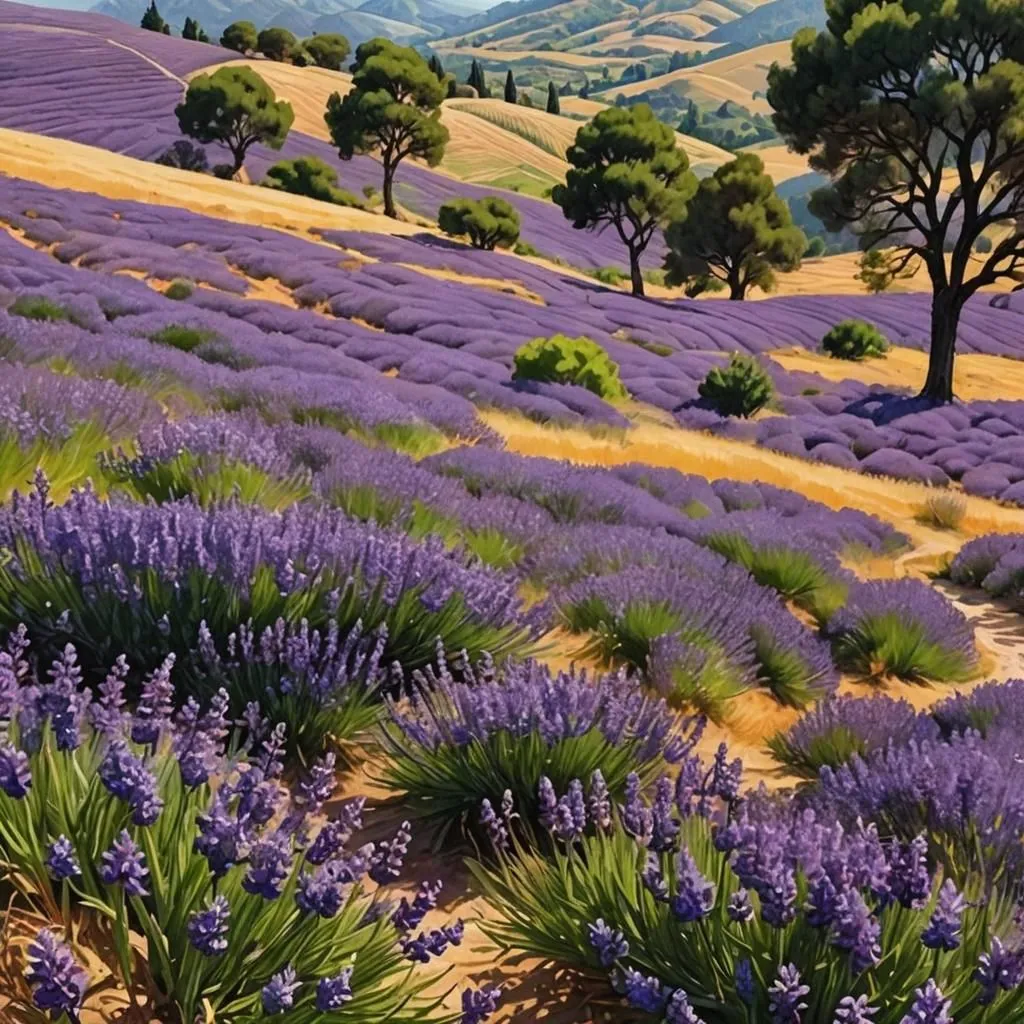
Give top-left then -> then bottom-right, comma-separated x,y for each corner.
703,0 -> 824,46
89,0 -> 471,46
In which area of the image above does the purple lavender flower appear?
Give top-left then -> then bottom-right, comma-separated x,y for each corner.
403,921 -> 464,962
99,830 -> 149,896
665,989 -> 706,1024
92,655 -> 129,737
130,654 -> 175,746
621,967 -> 666,1014
710,743 -> 742,802
975,937 -> 1024,1005
833,996 -> 878,1024
195,794 -> 248,878
39,645 -> 87,752
461,985 -> 502,1024
480,798 -> 509,852
727,889 -> 753,923
671,848 -> 716,922
369,821 -> 411,884
587,918 -> 629,967
46,836 -> 81,881
768,964 -> 809,1024
187,896 -> 230,956
832,890 -> 881,973
262,965 -> 300,1015
299,752 -> 337,811
621,772 -> 652,844
316,968 -> 353,1011
296,862 -> 347,919
537,776 -> 557,830
921,880 -> 965,952
24,929 -> 88,1021
98,740 -> 163,826
243,832 -> 292,900
392,880 -> 442,933
889,836 -> 932,909
0,740 -> 31,798
305,797 -> 364,866
735,959 -> 755,1005
588,770 -> 611,830
651,776 -> 680,852
899,980 -> 952,1024
642,851 -> 670,902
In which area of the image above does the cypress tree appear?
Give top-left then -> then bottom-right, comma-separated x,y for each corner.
504,69 -> 517,104
428,54 -> 445,81
546,80 -> 559,115
140,0 -> 166,32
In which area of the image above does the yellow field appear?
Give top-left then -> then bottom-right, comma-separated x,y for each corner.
738,141 -> 812,184
607,40 -> 792,112
431,44 -> 634,67
586,32 -> 723,54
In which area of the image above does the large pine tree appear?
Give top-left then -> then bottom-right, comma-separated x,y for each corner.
504,69 -> 517,104
546,80 -> 560,115
140,0 -> 167,33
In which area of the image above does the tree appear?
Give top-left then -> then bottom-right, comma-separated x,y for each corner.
663,153 -> 806,300
679,100 -> 699,136
182,16 -> 209,42
428,54 -> 445,81
467,60 -> 488,98
140,0 -> 166,33
175,66 -> 294,177
257,26 -> 297,62
855,248 -> 918,294
546,81 -> 560,115
438,196 -> 521,249
768,0 -> 1024,403
303,33 -> 350,70
220,21 -> 257,53
263,156 -> 360,206
324,38 -> 449,219
504,69 -> 517,104
552,104 -> 697,296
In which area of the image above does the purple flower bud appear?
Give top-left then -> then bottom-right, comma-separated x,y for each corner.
832,890 -> 881,973
735,959 -> 755,1006
243,832 -> 292,900
834,995 -> 878,1024
369,821 -> 411,884
46,836 -> 81,881
262,965 -> 300,1014
187,896 -> 230,956
587,918 -> 629,967
299,753 -> 337,811
480,799 -> 509,852
392,880 -> 442,933
99,830 -> 149,896
642,851 -> 669,902
727,889 -> 753,923
975,937 -> 1024,1005
768,963 -> 809,1024
99,741 -> 163,826
620,967 -> 666,1014
666,989 -> 706,1024
537,776 -> 557,830
296,861 -> 347,919
130,654 -> 175,746
588,770 -> 611,831
921,880 -> 965,952
899,979 -> 952,1024
316,968 -> 353,1011
0,739 -> 31,798
24,929 -> 88,1020
461,985 -> 502,1024
671,848 -> 715,923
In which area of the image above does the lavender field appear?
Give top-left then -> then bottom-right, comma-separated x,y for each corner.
3,2 -> 1024,1021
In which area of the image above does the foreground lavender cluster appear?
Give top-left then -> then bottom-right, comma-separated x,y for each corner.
0,633 -> 498,1022
949,533 -> 1024,607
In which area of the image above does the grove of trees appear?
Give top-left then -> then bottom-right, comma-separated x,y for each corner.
325,39 -> 449,218
439,197 -> 521,249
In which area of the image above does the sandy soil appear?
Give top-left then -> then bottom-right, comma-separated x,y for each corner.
770,345 -> 1024,402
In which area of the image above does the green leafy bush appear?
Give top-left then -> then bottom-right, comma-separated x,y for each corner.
698,353 -> 774,417
147,324 -> 220,353
822,319 -> 890,360
9,295 -> 77,324
437,196 -> 521,250
512,334 -> 629,401
163,278 -> 195,300
263,156 -> 363,208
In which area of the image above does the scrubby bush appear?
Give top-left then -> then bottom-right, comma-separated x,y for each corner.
163,278 -> 194,300
155,139 -> 209,173
303,32 -> 351,70
822,319 -> 890,361
257,26 -> 297,61
917,492 -> 967,531
513,240 -> 540,257
263,156 -> 363,207
383,653 -> 701,843
698,353 -> 774,418
8,295 -> 76,324
826,579 -> 977,682
219,20 -> 257,53
512,335 -> 629,401
473,764 -> 1024,1024
0,640 -> 482,1022
438,197 -> 521,250
148,323 -> 220,352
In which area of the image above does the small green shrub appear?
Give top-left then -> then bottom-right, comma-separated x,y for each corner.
513,240 -> 541,257
9,295 -> 74,323
263,156 -> 363,207
148,324 -> 219,353
438,196 -> 521,250
821,318 -> 890,360
698,353 -> 773,418
513,334 -> 629,401
916,492 -> 968,531
590,266 -> 628,285
164,278 -> 195,300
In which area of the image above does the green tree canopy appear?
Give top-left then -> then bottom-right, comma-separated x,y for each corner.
552,104 -> 697,296
546,81 -> 560,115
257,26 -> 297,61
140,0 -> 166,32
428,54 -> 445,81
663,153 -> 806,300
504,69 -> 517,104
303,33 -> 350,70
767,0 -> 1024,402
438,196 -> 521,249
467,59 -> 488,98
324,38 -> 449,218
182,16 -> 209,42
220,20 -> 257,53
263,156 -> 361,207
175,65 -> 294,176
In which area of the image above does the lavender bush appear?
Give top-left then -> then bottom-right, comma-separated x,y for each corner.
382,649 -> 703,843
0,634 -> 487,1024
948,534 -> 1024,608
471,762 -> 1024,1023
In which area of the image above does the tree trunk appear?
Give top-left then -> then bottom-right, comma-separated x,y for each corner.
628,248 -> 644,298
919,288 -> 962,403
727,272 -> 745,300
382,163 -> 396,219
